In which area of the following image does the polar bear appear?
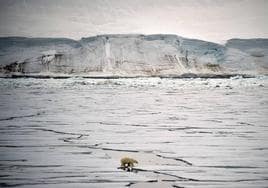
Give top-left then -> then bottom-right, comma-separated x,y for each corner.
120,157 -> 138,171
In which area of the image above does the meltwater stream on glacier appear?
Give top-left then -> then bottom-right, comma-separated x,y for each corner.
0,77 -> 267,188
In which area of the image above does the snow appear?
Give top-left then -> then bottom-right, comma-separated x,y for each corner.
0,77 -> 267,187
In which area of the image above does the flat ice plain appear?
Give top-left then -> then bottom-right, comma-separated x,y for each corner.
0,77 -> 267,188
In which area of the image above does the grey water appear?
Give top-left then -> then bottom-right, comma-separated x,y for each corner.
0,77 -> 267,188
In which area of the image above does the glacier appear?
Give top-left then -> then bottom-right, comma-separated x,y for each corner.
0,34 -> 267,78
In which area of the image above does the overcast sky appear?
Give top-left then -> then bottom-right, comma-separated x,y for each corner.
0,0 -> 267,43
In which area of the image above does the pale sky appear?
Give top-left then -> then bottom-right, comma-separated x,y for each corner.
0,0 -> 267,43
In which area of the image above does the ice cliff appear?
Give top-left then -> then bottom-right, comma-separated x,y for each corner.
0,35 -> 267,77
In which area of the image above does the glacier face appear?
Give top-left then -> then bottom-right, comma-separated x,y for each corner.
0,35 -> 267,77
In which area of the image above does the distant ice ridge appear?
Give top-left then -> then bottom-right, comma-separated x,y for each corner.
0,35 -> 267,78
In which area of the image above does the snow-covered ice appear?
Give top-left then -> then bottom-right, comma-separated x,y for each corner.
1,35 -> 268,77
0,77 -> 267,187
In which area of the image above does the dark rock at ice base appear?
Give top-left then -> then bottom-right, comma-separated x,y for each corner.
0,34 -> 267,78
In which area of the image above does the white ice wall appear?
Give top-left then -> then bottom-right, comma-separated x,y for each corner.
0,35 -> 267,76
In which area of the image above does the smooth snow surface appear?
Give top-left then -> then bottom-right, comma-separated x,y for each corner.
0,77 -> 268,187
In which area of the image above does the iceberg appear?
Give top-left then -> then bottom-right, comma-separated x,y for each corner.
0,35 -> 267,78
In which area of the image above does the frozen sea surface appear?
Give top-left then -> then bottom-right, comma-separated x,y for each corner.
0,77 -> 267,188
